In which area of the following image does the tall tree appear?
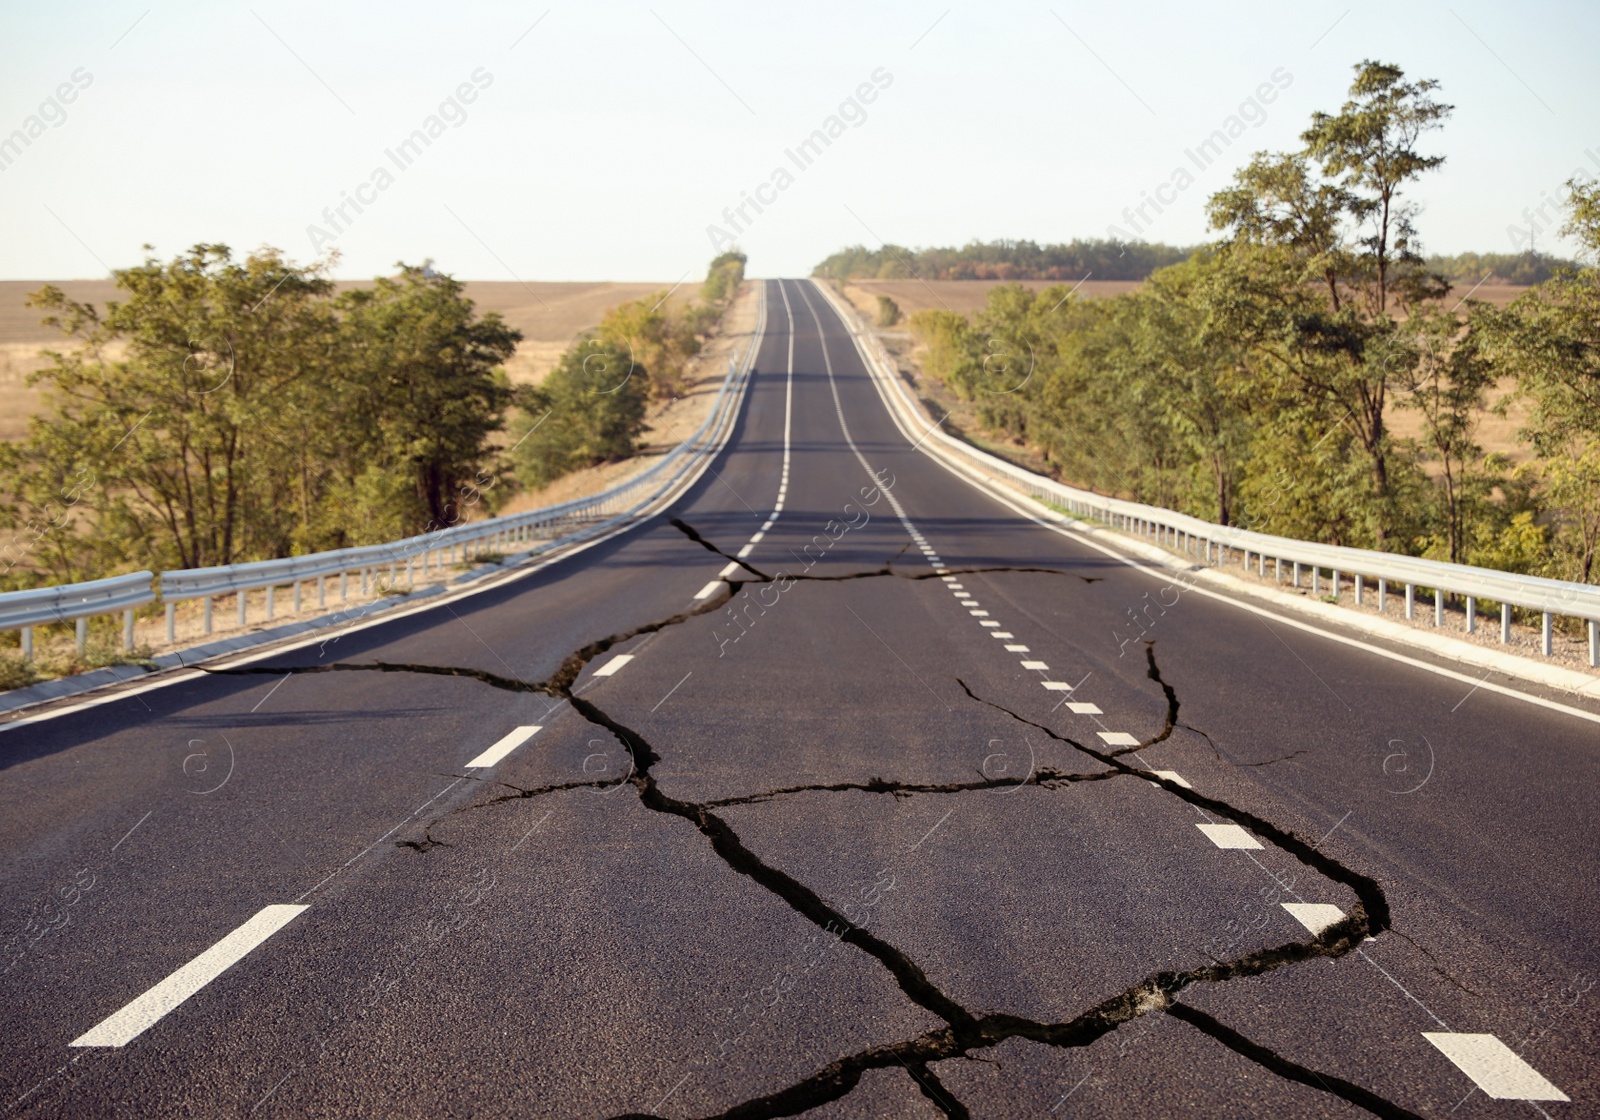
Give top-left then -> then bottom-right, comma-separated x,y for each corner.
1479,178 -> 1600,580
336,264 -> 518,534
1205,60 -> 1453,545
6,246 -> 337,575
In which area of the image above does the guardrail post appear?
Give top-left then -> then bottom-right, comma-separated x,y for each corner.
318,576 -> 326,607
1332,570 -> 1341,597
1466,597 -> 1476,634
1405,584 -> 1414,620
406,557 -> 414,586
21,626 -> 32,660
1542,613 -> 1553,656
76,617 -> 87,654
1275,557 -> 1281,582
360,568 -> 369,596
266,586 -> 275,620
1354,574 -> 1363,606
204,596 -> 214,634
1378,579 -> 1387,612
340,571 -> 348,601
166,602 -> 175,643
1258,553 -> 1266,577
1501,603 -> 1511,643
1312,568 -> 1320,595
1589,620 -> 1597,667
123,609 -> 135,651
293,580 -> 302,613
1434,588 -> 1444,627
238,591 -> 247,626
1292,561 -> 1300,588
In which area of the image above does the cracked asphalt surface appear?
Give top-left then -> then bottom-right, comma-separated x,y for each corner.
1,279 -> 1596,1118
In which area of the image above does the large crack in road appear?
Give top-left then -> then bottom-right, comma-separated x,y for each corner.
210,519 -> 1418,1119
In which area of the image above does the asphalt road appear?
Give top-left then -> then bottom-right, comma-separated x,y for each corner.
1,279 -> 1595,1119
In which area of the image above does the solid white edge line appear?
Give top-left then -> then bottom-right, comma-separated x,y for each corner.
819,278 -> 1600,730
465,725 -> 542,769
71,904 -> 307,1047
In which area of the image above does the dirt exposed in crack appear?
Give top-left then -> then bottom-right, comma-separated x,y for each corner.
206,519 -> 1413,1119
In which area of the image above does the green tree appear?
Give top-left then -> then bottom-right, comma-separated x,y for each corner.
333,264 -> 518,537
1479,178 -> 1600,581
6,245 -> 338,576
1392,308 -> 1496,562
876,295 -> 902,327
702,250 -> 746,304
597,292 -> 700,402
509,336 -> 649,490
1205,60 -> 1453,546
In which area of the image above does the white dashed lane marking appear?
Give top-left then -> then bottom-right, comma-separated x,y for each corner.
1281,902 -> 1344,935
593,654 -> 634,678
71,905 -> 308,1047
1197,823 -> 1263,850
736,544 -> 755,558
883,466 -> 1569,1115
1423,1033 -> 1569,1101
694,580 -> 725,600
465,725 -> 543,768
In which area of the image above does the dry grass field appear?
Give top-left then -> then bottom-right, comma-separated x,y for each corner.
0,279 -> 686,439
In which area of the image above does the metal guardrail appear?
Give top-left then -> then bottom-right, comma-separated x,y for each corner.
0,573 -> 155,659
815,279 -> 1600,669
1,286 -> 766,660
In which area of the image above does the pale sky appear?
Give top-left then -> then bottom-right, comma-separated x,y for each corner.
2,0 -> 1597,281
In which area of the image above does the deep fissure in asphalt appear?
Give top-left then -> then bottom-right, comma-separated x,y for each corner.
210,520 -> 1418,1119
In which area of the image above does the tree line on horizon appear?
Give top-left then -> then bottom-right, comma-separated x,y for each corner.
0,251 -> 745,593
903,61 -> 1600,595
814,240 -> 1577,290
